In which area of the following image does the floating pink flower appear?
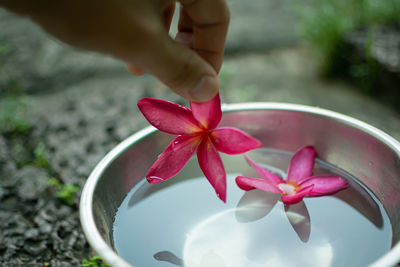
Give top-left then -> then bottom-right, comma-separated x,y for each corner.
138,94 -> 262,202
236,146 -> 349,205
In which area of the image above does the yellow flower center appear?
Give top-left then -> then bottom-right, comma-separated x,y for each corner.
278,183 -> 298,195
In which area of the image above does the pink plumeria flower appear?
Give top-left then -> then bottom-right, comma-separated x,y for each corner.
138,94 -> 262,202
236,146 -> 349,205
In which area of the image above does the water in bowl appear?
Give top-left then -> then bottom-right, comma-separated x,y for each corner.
113,148 -> 392,267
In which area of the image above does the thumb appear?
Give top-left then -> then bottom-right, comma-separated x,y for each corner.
140,34 -> 219,102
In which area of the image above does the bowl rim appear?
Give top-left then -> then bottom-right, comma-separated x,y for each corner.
80,102 -> 400,267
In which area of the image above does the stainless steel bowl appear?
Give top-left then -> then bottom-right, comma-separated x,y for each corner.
80,103 -> 400,267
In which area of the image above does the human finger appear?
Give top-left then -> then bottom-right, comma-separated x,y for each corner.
127,65 -> 146,75
140,29 -> 219,102
178,0 -> 230,72
127,2 -> 176,76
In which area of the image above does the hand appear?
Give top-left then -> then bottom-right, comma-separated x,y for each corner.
0,0 -> 230,102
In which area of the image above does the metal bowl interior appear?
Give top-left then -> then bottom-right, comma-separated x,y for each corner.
80,103 -> 400,267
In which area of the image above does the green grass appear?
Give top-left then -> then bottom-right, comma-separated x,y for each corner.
47,178 -> 79,206
33,142 -> 50,169
13,141 -> 52,170
81,256 -> 110,267
0,43 -> 6,55
0,96 -> 33,136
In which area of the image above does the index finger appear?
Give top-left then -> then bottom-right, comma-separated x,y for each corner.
178,0 -> 230,72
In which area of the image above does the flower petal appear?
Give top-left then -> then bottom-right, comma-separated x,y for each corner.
146,135 -> 201,183
210,127 -> 263,155
235,176 -> 281,193
190,93 -> 222,130
197,137 -> 227,202
287,146 -> 316,183
138,98 -> 202,135
281,184 -> 314,205
299,175 -> 349,196
235,176 -> 256,191
244,155 -> 283,184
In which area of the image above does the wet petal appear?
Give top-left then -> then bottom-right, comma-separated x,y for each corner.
147,135 -> 201,183
244,155 -> 283,184
138,98 -> 202,135
190,94 -> 222,130
210,127 -> 262,155
235,176 -> 281,193
281,184 -> 314,205
299,175 -> 349,196
287,146 -> 316,183
197,137 -> 227,202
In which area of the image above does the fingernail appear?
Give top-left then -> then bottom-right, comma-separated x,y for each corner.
189,76 -> 219,102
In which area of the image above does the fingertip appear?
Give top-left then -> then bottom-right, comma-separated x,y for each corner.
188,75 -> 219,102
127,64 -> 146,75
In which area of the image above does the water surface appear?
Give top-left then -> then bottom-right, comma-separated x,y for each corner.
113,149 -> 392,267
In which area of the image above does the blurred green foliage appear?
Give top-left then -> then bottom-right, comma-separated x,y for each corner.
298,0 -> 400,58
0,96 -> 33,135
0,43 -> 6,55
47,177 -> 59,187
33,142 -> 51,169
81,255 -> 110,267
57,183 -> 79,205
297,0 -> 400,108
47,177 -> 79,206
